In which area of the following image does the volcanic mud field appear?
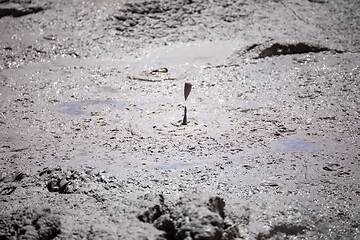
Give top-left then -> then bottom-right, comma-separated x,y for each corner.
0,0 -> 359,239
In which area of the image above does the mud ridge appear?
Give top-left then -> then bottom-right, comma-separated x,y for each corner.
255,42 -> 341,58
0,1 -> 46,18
234,41 -> 343,60
0,207 -> 61,240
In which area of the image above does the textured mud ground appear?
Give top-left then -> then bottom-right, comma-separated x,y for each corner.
0,0 -> 359,239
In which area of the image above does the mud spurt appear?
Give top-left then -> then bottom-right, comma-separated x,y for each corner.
182,82 -> 192,125
184,82 -> 192,101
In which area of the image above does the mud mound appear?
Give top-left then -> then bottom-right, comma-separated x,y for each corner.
39,167 -> 121,194
0,207 -> 61,240
255,42 -> 336,58
232,41 -> 343,60
138,196 -> 239,240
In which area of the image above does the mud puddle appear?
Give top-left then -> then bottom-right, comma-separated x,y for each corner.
277,139 -> 315,152
127,40 -> 237,82
57,100 -> 126,115
139,41 -> 236,67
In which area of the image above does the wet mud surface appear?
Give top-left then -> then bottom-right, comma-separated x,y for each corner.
1,0 -> 359,239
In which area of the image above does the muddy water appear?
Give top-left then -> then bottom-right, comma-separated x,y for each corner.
1,0 -> 359,239
1,45 -> 357,176
140,41 -> 237,66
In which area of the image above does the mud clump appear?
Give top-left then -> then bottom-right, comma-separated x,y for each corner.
0,207 -> 61,240
40,167 -> 120,194
138,196 -> 239,240
0,172 -> 26,196
40,167 -> 73,194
